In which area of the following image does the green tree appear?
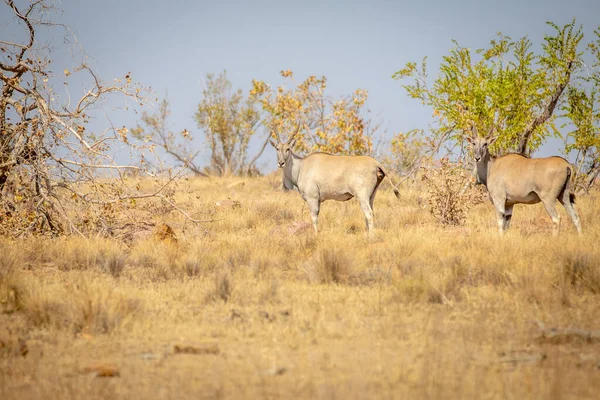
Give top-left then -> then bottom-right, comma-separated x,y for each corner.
562,27 -> 600,193
194,71 -> 263,176
393,20 -> 589,156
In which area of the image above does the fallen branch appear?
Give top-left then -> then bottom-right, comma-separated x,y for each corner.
534,320 -> 600,344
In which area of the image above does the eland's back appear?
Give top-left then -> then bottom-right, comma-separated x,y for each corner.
298,153 -> 383,201
489,154 -> 572,205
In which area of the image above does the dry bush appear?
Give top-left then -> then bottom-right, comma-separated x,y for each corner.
393,276 -> 438,303
0,240 -> 19,276
204,271 -> 233,303
391,253 -> 513,304
314,248 -> 354,284
10,276 -> 141,334
421,158 -> 486,225
102,251 -> 127,278
559,251 -> 600,294
0,242 -> 23,312
258,279 -> 280,304
7,238 -> 128,278
127,240 -> 184,281
351,267 -> 393,286
251,201 -> 295,223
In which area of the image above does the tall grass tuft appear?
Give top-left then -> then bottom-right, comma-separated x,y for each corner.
560,251 -> 600,294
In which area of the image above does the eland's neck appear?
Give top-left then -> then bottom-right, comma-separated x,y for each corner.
476,154 -> 494,187
283,152 -> 303,190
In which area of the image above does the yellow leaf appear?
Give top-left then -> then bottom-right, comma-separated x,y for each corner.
64,69 -> 71,76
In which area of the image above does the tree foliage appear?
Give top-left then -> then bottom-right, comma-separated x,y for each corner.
252,70 -> 378,156
393,20 -> 590,156
561,27 -> 600,193
194,71 -> 262,176
383,129 -> 427,179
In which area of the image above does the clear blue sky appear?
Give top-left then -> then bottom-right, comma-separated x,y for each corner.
11,0 -> 600,171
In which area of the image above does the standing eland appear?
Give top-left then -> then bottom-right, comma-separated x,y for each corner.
467,132 -> 582,236
269,130 -> 400,236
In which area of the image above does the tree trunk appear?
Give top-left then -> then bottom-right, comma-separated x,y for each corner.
517,61 -> 574,155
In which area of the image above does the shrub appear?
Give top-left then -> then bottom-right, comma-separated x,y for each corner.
421,158 -> 486,225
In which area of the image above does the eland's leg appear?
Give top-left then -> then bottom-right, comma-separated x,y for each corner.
503,204 -> 514,231
495,209 -> 506,235
306,198 -> 321,234
558,196 -> 582,235
541,199 -> 561,236
493,198 -> 507,235
369,190 -> 377,222
358,197 -> 375,236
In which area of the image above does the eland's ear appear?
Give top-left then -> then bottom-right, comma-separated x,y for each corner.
487,136 -> 497,146
465,136 -> 474,145
269,139 -> 277,148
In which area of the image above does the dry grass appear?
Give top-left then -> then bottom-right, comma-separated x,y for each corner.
1,173 -> 599,399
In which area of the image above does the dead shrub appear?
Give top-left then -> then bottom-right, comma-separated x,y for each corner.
560,252 -> 600,294
41,238 -> 126,275
223,246 -> 252,269
248,255 -> 274,279
314,248 -> 353,285
345,222 -> 362,235
75,289 -> 141,334
16,280 -> 141,334
184,258 -> 202,277
253,202 -> 295,223
442,256 -> 509,288
205,272 -> 233,303
421,158 -> 486,225
127,241 -> 183,281
351,267 -> 392,286
0,240 -> 19,277
100,250 -> 127,278
259,279 -> 280,304
393,277 -> 437,303
182,244 -> 221,277
1,243 -> 29,313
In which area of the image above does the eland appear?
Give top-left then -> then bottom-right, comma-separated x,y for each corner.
269,130 -> 400,235
467,132 -> 582,236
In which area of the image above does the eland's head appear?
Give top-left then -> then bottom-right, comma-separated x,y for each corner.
269,136 -> 298,168
269,125 -> 300,168
469,136 -> 496,163
466,126 -> 497,164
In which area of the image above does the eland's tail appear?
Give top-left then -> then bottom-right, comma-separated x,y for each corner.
560,165 -> 576,204
377,166 -> 400,199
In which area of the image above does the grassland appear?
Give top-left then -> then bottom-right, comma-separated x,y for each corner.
1,173 -> 599,399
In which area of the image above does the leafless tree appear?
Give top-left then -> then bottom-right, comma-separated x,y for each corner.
0,0 -> 188,237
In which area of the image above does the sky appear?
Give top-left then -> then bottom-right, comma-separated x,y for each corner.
5,0 -> 600,172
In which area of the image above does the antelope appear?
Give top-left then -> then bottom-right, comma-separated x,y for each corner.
467,132 -> 582,236
269,130 -> 400,236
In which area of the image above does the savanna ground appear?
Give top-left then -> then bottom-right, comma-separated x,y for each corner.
1,173 -> 599,399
